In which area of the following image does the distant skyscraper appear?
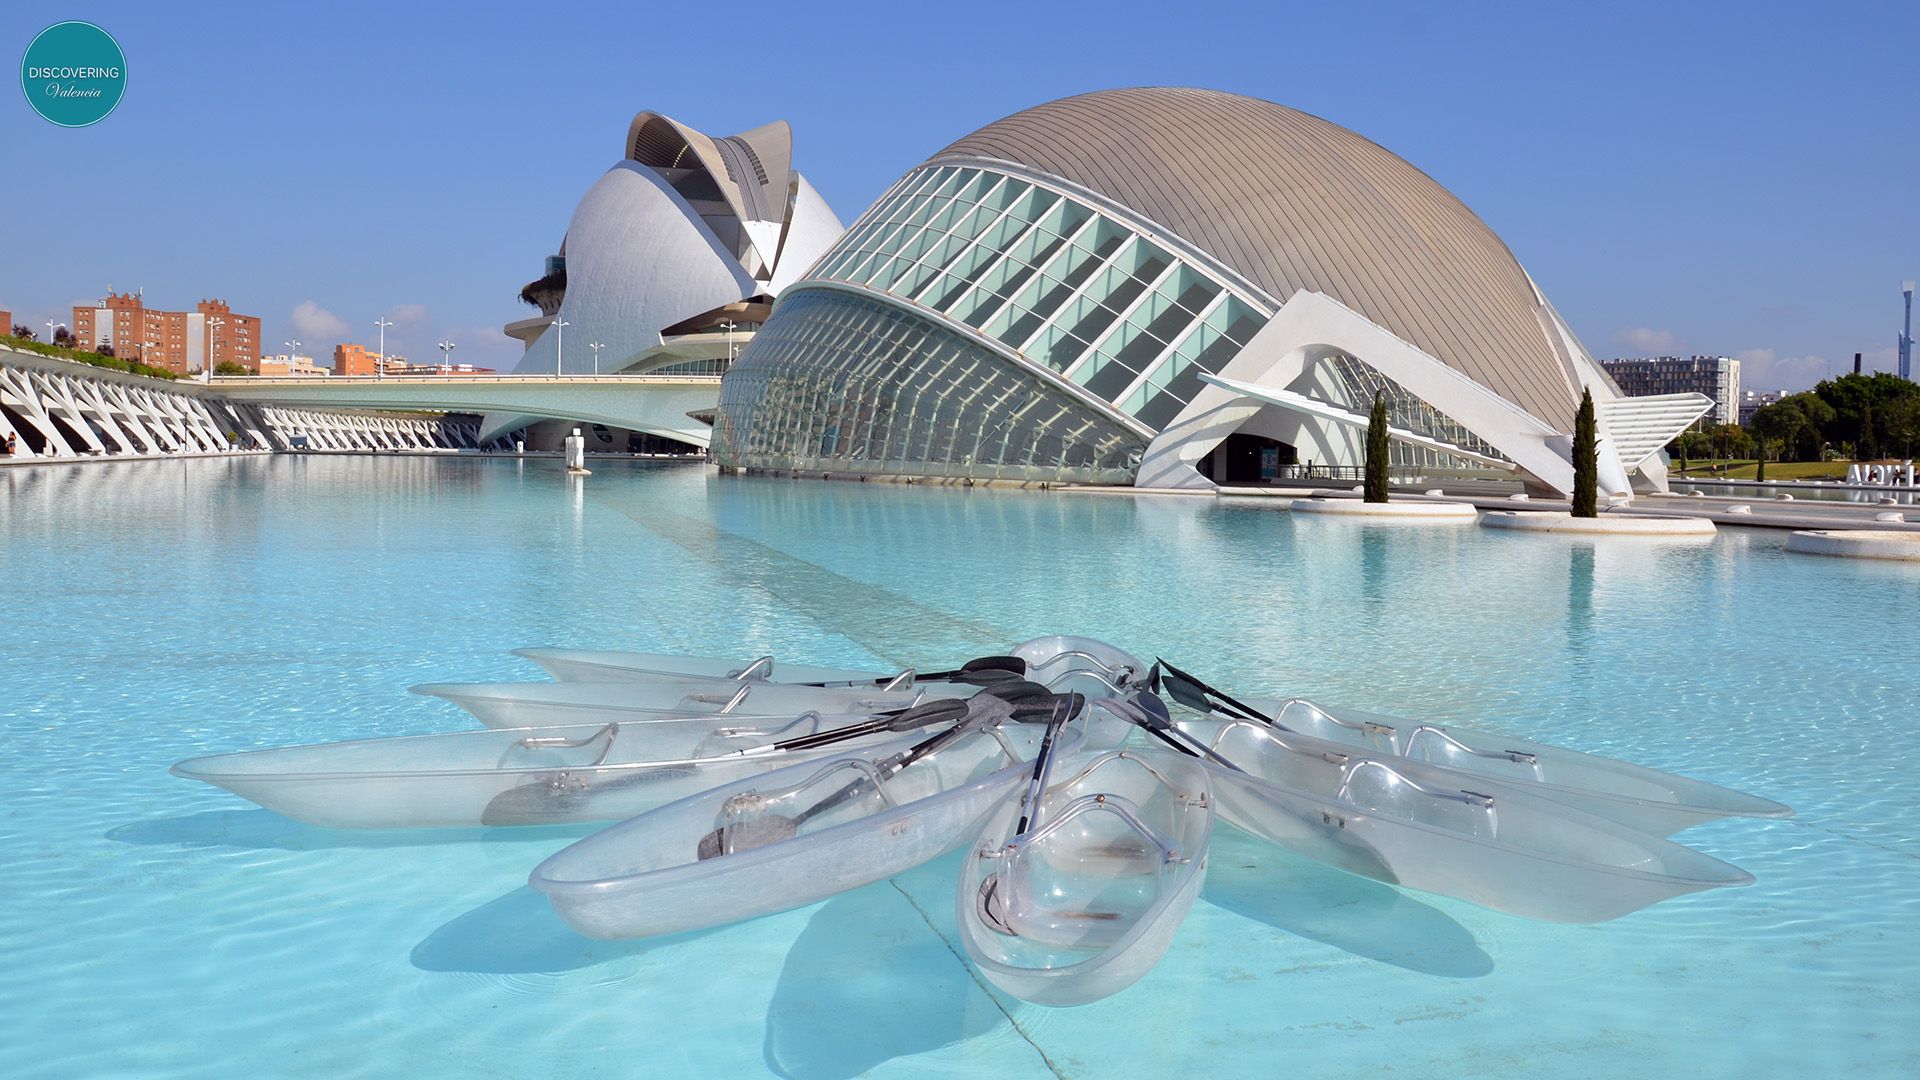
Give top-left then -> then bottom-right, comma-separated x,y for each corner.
1599,355 -> 1741,426
1900,280 -> 1914,382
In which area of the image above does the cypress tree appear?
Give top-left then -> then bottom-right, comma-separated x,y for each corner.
1364,392 -> 1389,503
1754,439 -> 1766,483
1572,387 -> 1598,518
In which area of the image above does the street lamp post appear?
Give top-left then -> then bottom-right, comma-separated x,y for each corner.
588,341 -> 604,375
142,339 -> 158,366
437,339 -> 456,373
284,339 -> 301,373
45,320 -> 63,347
553,318 -> 569,378
374,317 -> 395,380
206,316 -> 226,383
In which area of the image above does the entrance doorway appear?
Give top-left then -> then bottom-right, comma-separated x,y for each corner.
1198,432 -> 1297,484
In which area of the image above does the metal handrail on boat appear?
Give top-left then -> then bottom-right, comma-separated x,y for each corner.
1271,698 -> 1399,742
1337,759 -> 1498,823
1402,725 -> 1540,771
1029,649 -> 1139,686
1207,718 -> 1354,768
498,724 -> 618,768
728,656 -> 776,681
1004,792 -> 1188,868
722,756 -> 904,824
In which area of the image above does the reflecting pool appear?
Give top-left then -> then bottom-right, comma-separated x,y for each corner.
2,457 -> 1915,1078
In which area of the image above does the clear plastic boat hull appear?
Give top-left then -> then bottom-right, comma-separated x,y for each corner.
1240,697 -> 1793,836
512,636 -> 1146,699
411,679 -> 960,730
171,714 -> 939,829
511,649 -> 884,686
1181,717 -> 1754,923
529,712 -> 1118,940
957,749 -> 1213,1006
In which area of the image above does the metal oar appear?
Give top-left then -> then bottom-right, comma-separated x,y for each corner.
1100,692 -> 1244,771
789,654 -> 1029,689
696,690 -> 1082,860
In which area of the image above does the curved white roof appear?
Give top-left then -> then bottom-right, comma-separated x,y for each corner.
931,87 -> 1585,426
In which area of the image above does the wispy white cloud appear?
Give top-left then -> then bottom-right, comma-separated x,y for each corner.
436,324 -> 519,369
1611,327 -> 1681,354
385,303 -> 429,328
289,300 -> 350,343
1737,345 -> 1903,391
1737,348 -> 1828,391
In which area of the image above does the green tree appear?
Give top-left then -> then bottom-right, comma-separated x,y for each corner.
1751,394 -> 1834,462
9,324 -> 31,341
1364,392 -> 1389,503
1886,396 -> 1920,459
1810,372 -> 1920,457
1572,387 -> 1598,517
1753,436 -> 1767,482
213,360 -> 251,376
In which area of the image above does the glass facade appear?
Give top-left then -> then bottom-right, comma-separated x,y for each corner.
713,290 -> 1144,483
717,162 -> 1516,484
806,166 -> 1268,430
1318,354 -> 1510,469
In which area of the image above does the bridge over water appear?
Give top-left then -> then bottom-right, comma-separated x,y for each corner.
0,345 -> 722,461
211,372 -> 721,446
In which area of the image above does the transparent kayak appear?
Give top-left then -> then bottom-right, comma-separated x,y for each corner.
957,749 -> 1213,1006
512,635 -> 1145,698
1177,715 -> 1753,923
1231,695 -> 1793,837
170,704 -> 986,829
530,696 -> 1125,940
411,679 -> 965,730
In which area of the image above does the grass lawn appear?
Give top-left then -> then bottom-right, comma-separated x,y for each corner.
1670,459 -> 1847,481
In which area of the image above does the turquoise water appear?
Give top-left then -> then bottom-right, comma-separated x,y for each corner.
3,456 -> 1915,1079
1686,482 -> 1920,506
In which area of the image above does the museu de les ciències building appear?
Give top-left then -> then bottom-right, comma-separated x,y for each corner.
711,88 -> 1710,496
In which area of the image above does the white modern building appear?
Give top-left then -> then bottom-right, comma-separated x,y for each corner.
492,110 -> 844,448
1600,356 -> 1741,426
713,88 -> 1711,496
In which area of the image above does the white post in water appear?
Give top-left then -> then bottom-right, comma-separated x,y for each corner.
565,427 -> 590,474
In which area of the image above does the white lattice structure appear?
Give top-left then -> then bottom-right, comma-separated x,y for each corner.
254,406 -> 490,452
0,353 -> 254,459
0,348 -> 513,462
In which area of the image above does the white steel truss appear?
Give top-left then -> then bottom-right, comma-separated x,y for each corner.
0,351 -> 515,462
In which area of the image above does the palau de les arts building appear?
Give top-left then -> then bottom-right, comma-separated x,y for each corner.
524,89 -> 1712,495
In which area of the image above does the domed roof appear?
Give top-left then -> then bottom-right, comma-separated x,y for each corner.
930,87 -> 1582,425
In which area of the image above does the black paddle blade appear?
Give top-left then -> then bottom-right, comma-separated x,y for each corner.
1009,692 -> 1085,724
885,696 -> 971,731
1129,691 -> 1175,731
950,667 -> 1024,686
975,679 -> 1053,705
916,655 -> 1028,685
1153,659 -> 1215,714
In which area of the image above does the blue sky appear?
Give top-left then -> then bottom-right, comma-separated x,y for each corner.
4,1 -> 1916,389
